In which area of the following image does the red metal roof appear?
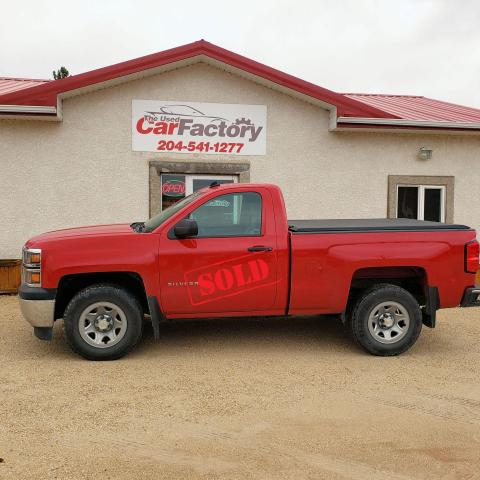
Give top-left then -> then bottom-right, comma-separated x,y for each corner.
0,40 -> 389,119
343,93 -> 480,123
0,77 -> 50,95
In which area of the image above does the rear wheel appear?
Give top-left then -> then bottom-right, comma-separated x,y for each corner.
64,284 -> 143,360
349,284 -> 422,356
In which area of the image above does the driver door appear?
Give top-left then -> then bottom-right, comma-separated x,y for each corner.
158,188 -> 279,316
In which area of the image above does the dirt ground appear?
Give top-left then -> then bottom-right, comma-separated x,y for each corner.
1,295 -> 480,480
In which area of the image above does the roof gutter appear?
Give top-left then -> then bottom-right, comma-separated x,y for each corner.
0,104 -> 57,115
336,116 -> 480,130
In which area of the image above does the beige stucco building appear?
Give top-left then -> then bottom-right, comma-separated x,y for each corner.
1,40 -> 480,260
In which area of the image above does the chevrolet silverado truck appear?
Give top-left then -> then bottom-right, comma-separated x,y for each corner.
19,183 -> 480,360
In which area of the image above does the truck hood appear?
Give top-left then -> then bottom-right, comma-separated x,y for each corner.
26,223 -> 134,244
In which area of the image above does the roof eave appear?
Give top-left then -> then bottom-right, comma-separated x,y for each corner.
0,104 -> 58,121
334,116 -> 480,134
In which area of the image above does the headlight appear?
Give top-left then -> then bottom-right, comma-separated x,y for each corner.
23,248 -> 41,267
22,247 -> 42,287
22,268 -> 41,286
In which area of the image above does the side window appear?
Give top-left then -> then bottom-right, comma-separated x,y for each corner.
388,175 -> 454,223
189,192 -> 262,237
397,185 -> 445,222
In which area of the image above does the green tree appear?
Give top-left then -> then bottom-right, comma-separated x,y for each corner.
52,67 -> 70,80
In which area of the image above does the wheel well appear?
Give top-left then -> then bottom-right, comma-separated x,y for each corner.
348,266 -> 427,307
54,272 -> 149,320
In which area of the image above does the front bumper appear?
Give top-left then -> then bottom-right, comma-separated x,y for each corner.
18,284 -> 56,328
461,287 -> 480,307
19,298 -> 55,328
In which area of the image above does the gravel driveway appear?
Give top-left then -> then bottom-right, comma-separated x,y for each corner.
1,294 -> 479,479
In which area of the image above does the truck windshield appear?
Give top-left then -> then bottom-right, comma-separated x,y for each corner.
143,190 -> 204,232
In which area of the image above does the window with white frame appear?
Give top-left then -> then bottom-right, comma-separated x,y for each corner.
396,185 -> 445,222
389,176 -> 454,224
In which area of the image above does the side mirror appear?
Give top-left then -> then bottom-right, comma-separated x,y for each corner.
173,218 -> 198,239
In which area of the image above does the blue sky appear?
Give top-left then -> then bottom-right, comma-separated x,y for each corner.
2,0 -> 479,108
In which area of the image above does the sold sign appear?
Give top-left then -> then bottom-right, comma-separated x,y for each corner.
184,253 -> 275,306
162,180 -> 185,197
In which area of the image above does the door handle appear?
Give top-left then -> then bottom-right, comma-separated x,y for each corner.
247,245 -> 273,252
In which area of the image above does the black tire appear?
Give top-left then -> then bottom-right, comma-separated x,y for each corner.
349,283 -> 422,356
64,284 -> 143,360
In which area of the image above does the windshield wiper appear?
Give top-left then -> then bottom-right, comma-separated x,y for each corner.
130,221 -> 146,233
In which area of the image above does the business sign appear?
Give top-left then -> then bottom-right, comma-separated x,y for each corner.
132,100 -> 266,155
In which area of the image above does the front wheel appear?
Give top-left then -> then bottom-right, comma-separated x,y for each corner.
349,284 -> 422,356
64,284 -> 143,360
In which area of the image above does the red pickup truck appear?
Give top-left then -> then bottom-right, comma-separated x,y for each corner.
19,183 -> 480,360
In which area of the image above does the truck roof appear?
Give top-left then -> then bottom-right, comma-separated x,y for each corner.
288,218 -> 471,233
207,182 -> 279,190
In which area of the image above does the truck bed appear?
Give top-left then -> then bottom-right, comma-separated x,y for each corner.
288,218 -> 471,233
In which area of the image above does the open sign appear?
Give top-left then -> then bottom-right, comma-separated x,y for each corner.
162,180 -> 185,197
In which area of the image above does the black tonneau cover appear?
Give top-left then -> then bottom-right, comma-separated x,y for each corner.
288,218 -> 471,233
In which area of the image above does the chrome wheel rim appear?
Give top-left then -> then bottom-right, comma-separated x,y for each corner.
79,301 -> 127,348
367,301 -> 410,344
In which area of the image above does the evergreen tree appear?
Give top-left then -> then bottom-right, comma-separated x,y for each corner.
52,67 -> 70,80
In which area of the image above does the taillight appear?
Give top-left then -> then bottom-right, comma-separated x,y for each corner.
465,240 -> 479,274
